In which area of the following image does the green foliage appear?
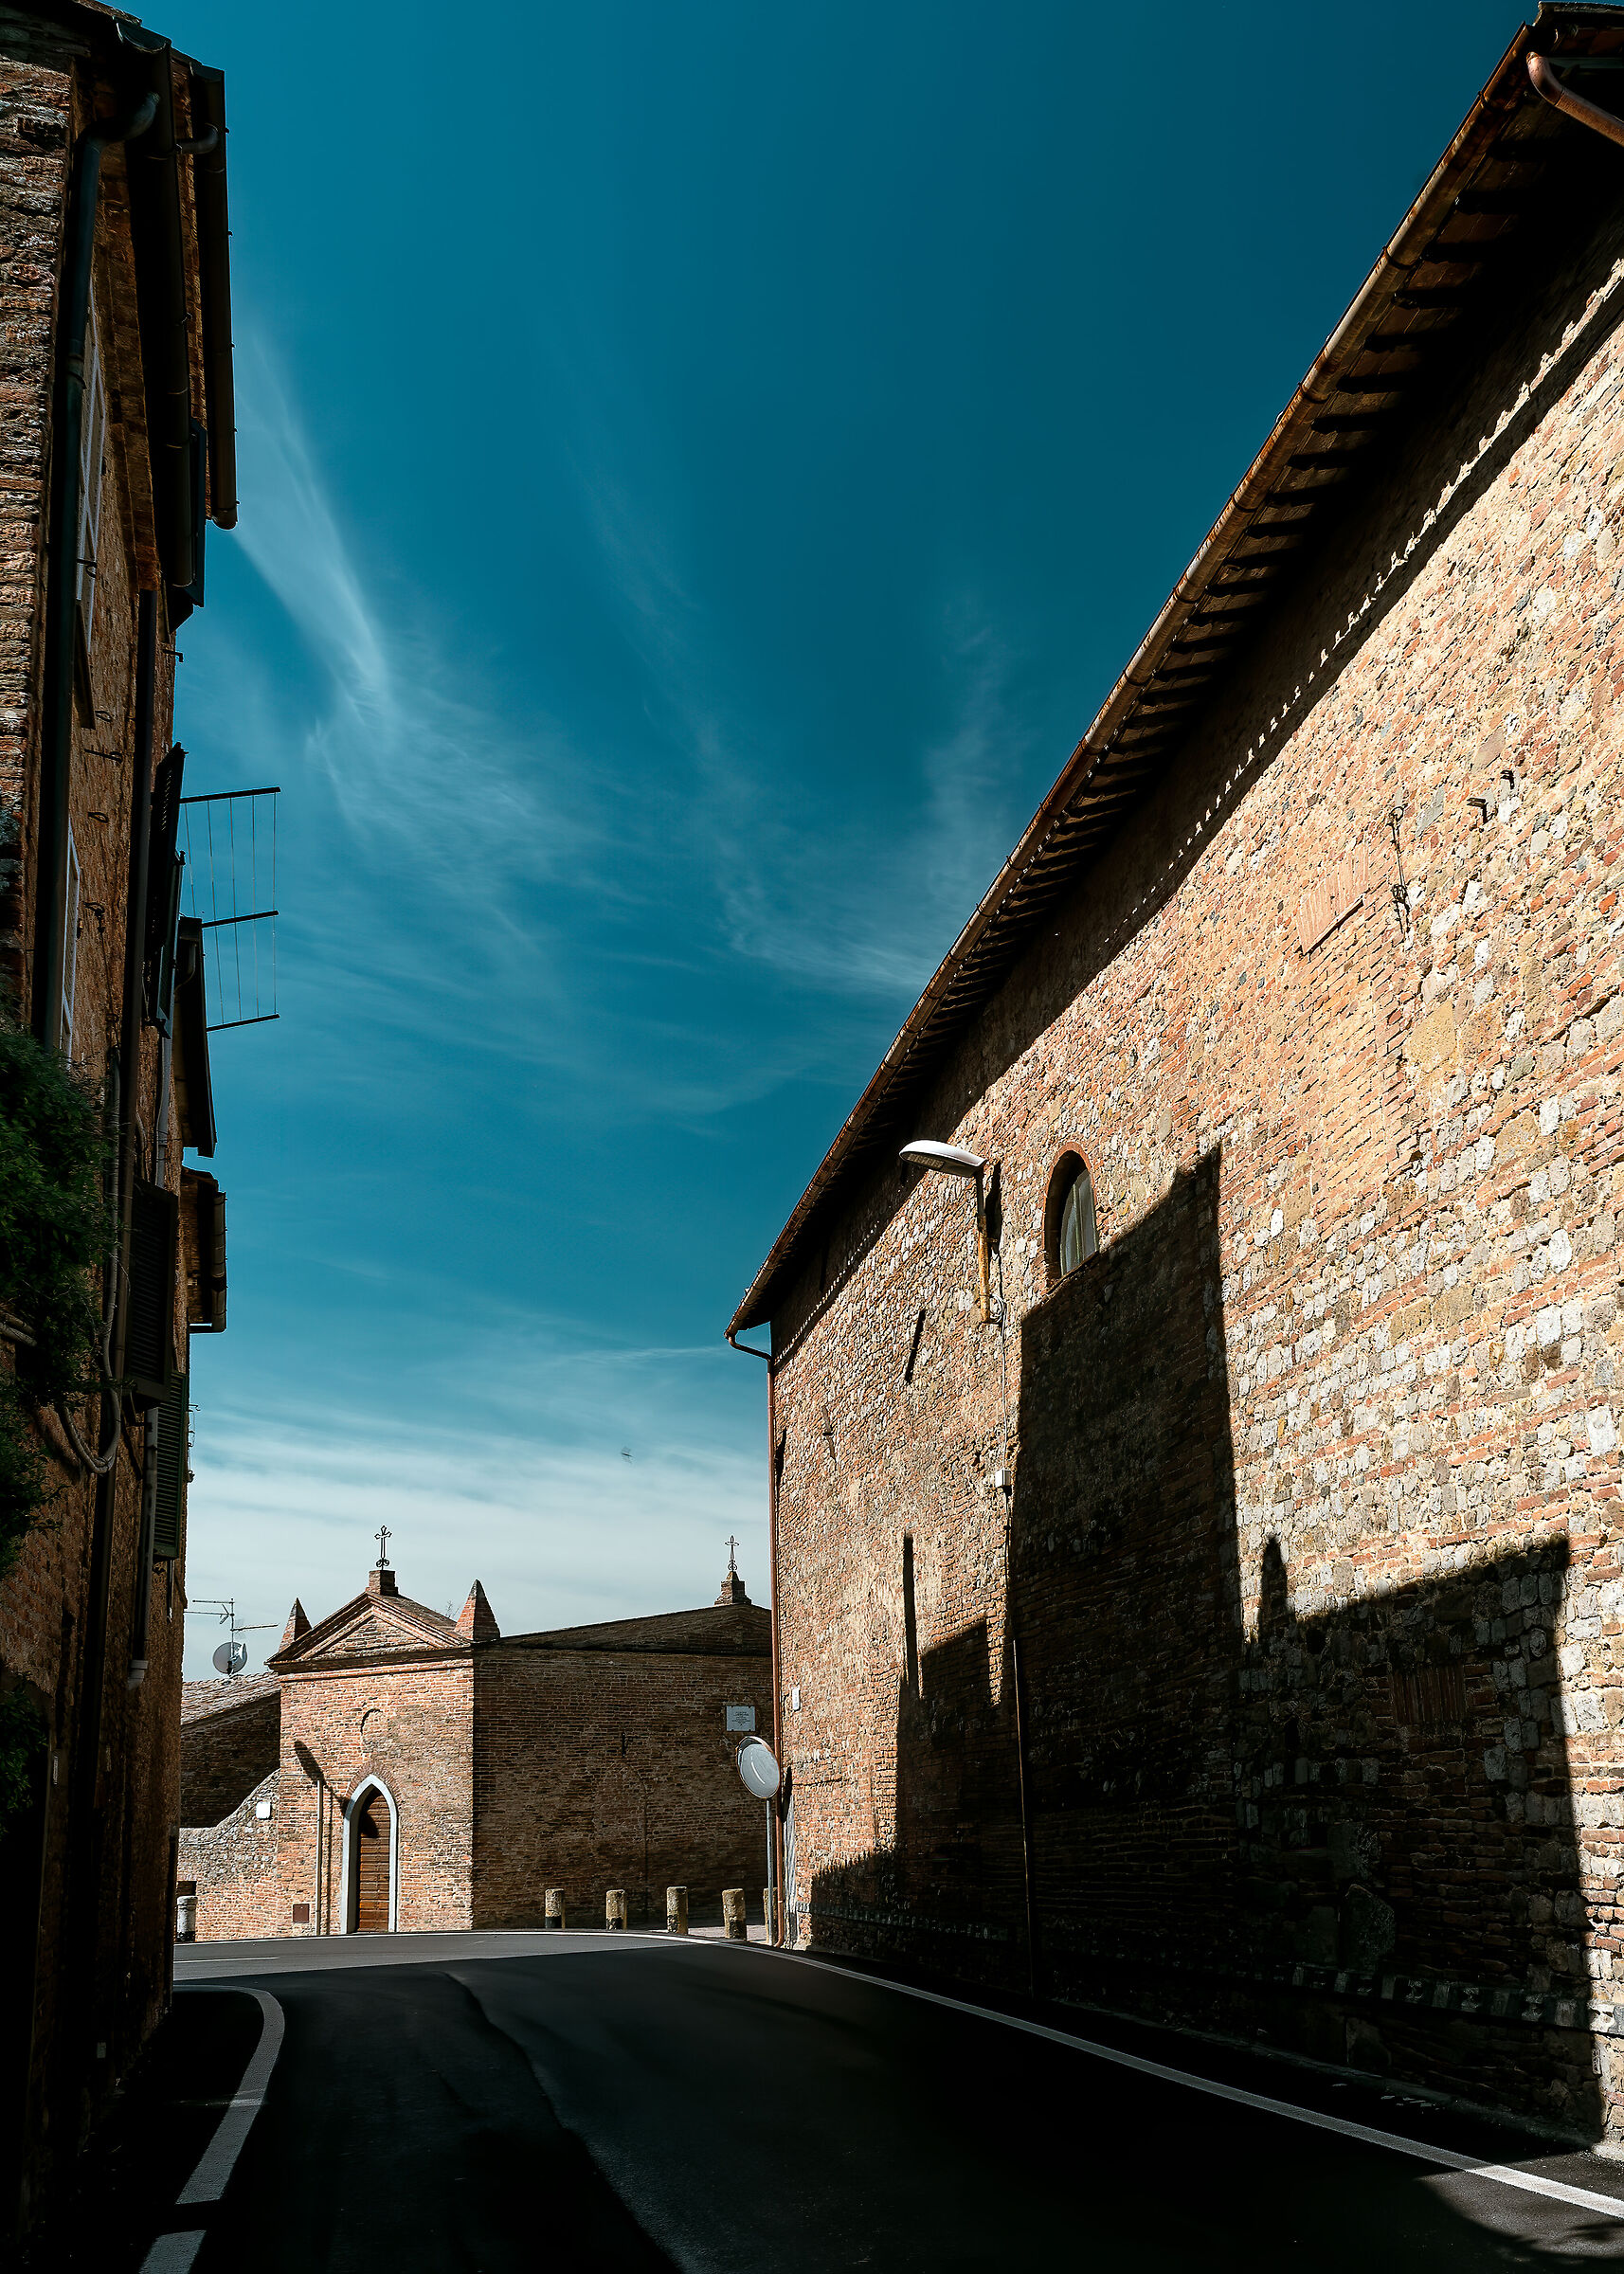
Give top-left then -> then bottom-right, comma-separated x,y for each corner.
0,1681 -> 46,1850
0,1018 -> 114,1581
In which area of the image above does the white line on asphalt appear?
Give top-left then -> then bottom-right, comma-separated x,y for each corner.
728,1944 -> 1624,2223
175,1988 -> 284,2203
136,2233 -> 206,2273
137,1987 -> 286,2273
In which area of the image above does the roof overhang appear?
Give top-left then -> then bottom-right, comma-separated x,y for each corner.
729,2 -> 1624,1337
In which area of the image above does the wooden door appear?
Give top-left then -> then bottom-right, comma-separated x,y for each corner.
354,1792 -> 390,1932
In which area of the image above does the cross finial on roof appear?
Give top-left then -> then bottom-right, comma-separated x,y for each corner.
375,1525 -> 391,1569
725,1534 -> 740,1578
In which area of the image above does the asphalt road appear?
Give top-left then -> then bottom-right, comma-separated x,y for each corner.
101,1931 -> 1624,2269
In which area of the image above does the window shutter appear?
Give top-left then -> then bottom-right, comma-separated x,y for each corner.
144,747 -> 187,1033
152,1368 -> 188,1562
125,1181 -> 178,1406
182,1170 -> 226,1332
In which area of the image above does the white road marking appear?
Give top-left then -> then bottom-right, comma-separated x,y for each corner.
138,1988 -> 285,2272
731,1943 -> 1624,2223
137,2233 -> 206,2273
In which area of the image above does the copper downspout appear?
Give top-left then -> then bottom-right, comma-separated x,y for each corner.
728,1326 -> 785,1941
1527,52 -> 1624,151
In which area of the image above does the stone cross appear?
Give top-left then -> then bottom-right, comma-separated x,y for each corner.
375,1525 -> 391,1569
725,1534 -> 740,1578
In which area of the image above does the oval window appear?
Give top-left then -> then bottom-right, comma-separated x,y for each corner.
1046,1153 -> 1098,1284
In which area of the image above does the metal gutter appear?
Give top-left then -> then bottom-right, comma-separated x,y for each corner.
186,64 -> 237,529
118,24 -> 195,600
729,3 -> 1624,1337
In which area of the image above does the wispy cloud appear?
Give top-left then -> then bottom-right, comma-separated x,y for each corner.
548,343 -> 1037,1009
703,614 -> 1033,1000
184,1330 -> 766,1682
208,339 -> 1032,1167
232,336 -> 594,893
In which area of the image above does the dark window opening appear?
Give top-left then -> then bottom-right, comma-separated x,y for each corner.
1044,1151 -> 1099,1286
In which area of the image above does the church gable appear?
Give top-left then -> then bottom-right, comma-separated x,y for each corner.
270,1569 -> 465,1669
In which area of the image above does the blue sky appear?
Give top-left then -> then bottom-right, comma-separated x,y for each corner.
165,0 -> 1523,1676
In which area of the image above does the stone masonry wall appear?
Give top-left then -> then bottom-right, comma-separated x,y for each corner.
180,1676 -> 280,1829
767,158 -> 1624,2139
474,1634 -> 772,1929
179,1775 -> 279,1943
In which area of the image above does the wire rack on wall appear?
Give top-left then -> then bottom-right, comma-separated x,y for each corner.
177,786 -> 280,1032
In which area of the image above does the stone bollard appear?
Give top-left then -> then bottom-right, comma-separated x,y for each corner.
723,1886 -> 747,1941
545,1886 -> 566,1930
605,1887 -> 628,1930
175,1893 -> 196,1943
666,1886 -> 688,1936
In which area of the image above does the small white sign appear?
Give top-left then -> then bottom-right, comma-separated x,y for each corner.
725,1705 -> 756,1732
255,1799 -> 273,1819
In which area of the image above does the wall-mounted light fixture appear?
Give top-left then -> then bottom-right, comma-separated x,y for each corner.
899,1139 -> 991,1322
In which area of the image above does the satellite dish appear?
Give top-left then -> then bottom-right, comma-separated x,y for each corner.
213,1640 -> 248,1676
736,1738 -> 781,1799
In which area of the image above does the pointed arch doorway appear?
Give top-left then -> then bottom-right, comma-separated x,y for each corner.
341,1778 -> 398,1933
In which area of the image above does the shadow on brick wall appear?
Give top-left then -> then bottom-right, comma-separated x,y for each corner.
810,1148 -> 1601,2139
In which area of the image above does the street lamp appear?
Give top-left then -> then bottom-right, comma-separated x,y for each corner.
899,1139 -> 991,1323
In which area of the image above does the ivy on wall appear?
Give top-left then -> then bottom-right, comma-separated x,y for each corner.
0,1018 -> 114,1586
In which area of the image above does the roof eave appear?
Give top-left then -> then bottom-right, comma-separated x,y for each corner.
729,4 -> 1621,1336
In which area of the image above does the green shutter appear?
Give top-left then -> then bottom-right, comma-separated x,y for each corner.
125,1181 -> 177,1405
152,1368 -> 188,1562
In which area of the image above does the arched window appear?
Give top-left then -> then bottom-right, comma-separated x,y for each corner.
1045,1152 -> 1099,1286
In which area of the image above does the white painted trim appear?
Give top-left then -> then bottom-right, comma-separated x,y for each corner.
337,1775 -> 400,1934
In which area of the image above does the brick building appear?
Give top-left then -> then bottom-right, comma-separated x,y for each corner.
179,1555 -> 773,1940
0,2 -> 241,2241
731,10 -> 1624,2145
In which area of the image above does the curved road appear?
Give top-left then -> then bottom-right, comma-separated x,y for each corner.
126,1931 -> 1624,2270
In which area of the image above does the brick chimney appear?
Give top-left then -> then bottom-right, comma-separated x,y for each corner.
280,1598 -> 310,1649
457,1580 -> 499,1641
367,1566 -> 398,1598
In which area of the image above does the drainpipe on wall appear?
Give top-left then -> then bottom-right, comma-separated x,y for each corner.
728,1326 -> 784,1941
125,1426 -> 159,1690
1526,51 -> 1624,151
31,93 -> 156,1051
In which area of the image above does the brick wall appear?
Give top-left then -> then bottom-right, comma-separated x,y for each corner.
0,28 -> 205,2240
280,1654 -> 475,1937
180,1676 -> 280,1828
474,1614 -> 773,1928
0,55 -> 65,998
767,150 -> 1624,2140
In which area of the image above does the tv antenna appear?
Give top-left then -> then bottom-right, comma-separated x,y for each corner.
188,1597 -> 278,1677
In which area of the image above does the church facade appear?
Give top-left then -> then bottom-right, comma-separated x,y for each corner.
179,1558 -> 771,1939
